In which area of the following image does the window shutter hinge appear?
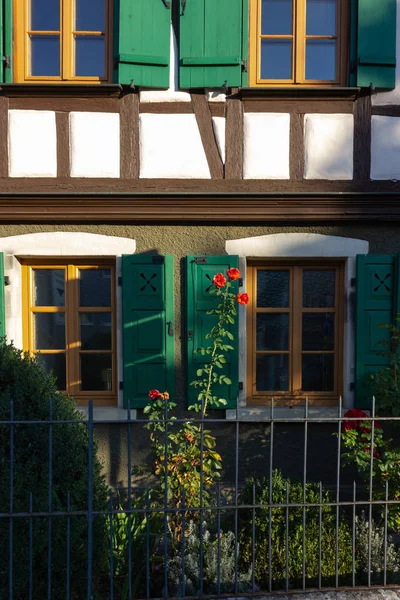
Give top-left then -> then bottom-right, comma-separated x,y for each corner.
350,277 -> 356,287
2,56 -> 10,69
118,276 -> 122,286
238,382 -> 243,391
349,60 -> 357,75
350,382 -> 355,391
119,381 -> 124,390
152,255 -> 165,264
195,257 -> 207,264
238,277 -> 243,287
3,276 -> 9,286
241,60 -> 248,73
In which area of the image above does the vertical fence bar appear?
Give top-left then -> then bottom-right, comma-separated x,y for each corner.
109,492 -> 114,600
127,404 -> 132,600
268,398 -> 274,593
285,482 -> 289,593
367,397 -> 375,588
199,417 -> 204,597
352,482 -> 356,588
48,398 -> 53,600
146,488 -> 150,600
163,400 -> 168,599
251,483 -> 256,593
29,492 -> 33,600
234,419 -> 239,595
318,482 -> 322,590
181,490 -> 186,599
384,480 -> 388,587
335,396 -> 342,588
87,400 -> 94,600
9,399 -> 13,600
66,492 -> 71,600
302,398 -> 308,591
217,483 -> 221,596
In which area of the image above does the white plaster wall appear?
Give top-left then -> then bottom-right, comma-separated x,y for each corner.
304,114 -> 354,180
212,116 -> 226,163
8,110 -> 57,178
69,112 -> 120,178
139,113 -> 211,178
0,232 -> 136,418
371,115 -> 400,180
140,27 -> 191,103
372,0 -> 400,105
243,113 -> 290,179
225,233 -> 369,420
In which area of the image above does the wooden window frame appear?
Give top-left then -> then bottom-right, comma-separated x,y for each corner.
13,0 -> 112,83
248,0 -> 349,87
246,259 -> 344,406
21,258 -> 117,406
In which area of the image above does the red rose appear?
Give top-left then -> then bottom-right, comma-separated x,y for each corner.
237,292 -> 249,305
342,408 -> 369,432
212,273 -> 227,288
148,389 -> 161,400
226,268 -> 240,281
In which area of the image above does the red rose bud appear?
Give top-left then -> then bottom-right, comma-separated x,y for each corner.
226,268 -> 240,281
148,389 -> 161,400
212,273 -> 227,288
237,292 -> 249,305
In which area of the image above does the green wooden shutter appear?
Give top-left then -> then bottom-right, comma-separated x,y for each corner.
115,0 -> 171,88
355,254 -> 399,408
357,0 -> 397,88
122,255 -> 174,408
179,0 -> 244,88
186,255 -> 239,409
0,253 -> 5,337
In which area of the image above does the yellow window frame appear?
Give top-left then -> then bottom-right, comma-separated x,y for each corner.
248,0 -> 349,87
22,258 -> 117,406
14,0 -> 112,83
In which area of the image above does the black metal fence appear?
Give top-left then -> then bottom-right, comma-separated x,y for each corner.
2,397 -> 400,599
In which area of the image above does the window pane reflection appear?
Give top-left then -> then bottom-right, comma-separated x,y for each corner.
306,39 -> 336,80
262,0 -> 292,34
261,39 -> 292,79
302,354 -> 334,391
306,0 -> 336,35
256,354 -> 289,391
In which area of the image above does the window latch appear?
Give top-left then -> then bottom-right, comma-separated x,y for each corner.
161,0 -> 171,8
241,60 -> 248,73
181,0 -> 187,16
2,56 -> 10,69
167,321 -> 174,336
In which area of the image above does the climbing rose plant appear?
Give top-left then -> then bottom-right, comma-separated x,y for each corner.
144,268 -> 248,541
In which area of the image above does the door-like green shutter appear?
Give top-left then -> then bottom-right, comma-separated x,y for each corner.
179,0 -> 244,88
355,255 -> 399,408
186,255 -> 239,409
357,0 -> 396,88
115,0 -> 171,88
0,253 -> 5,337
122,255 -> 174,408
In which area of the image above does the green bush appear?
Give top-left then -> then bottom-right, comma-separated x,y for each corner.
239,471 -> 353,589
0,341 -> 109,600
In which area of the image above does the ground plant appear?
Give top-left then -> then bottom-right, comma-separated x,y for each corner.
370,318 -> 400,417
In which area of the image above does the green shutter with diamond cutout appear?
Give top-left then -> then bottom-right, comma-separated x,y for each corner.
186,255 -> 239,409
355,254 -> 400,408
0,253 -> 5,337
122,255 -> 174,408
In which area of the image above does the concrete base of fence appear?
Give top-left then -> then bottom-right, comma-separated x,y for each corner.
225,591 -> 400,600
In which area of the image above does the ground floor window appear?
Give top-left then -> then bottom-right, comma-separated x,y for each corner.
246,260 -> 344,406
21,258 -> 117,406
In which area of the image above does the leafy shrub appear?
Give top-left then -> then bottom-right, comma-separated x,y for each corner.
355,513 -> 400,584
239,471 -> 353,589
168,520 -> 252,596
0,341 -> 109,599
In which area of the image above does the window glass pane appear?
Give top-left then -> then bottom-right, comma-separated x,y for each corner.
257,271 -> 289,307
306,0 -> 336,35
31,0 -> 60,31
79,269 -> 111,306
80,354 -> 112,391
33,313 -> 65,350
75,36 -> 105,77
306,39 -> 336,80
303,270 -> 335,308
302,313 -> 335,350
76,0 -> 105,31
302,354 -> 334,391
30,35 -> 60,76
33,269 -> 65,307
80,313 -> 112,350
37,354 -> 66,391
257,313 -> 289,350
262,0 -> 292,35
261,39 -> 292,80
256,354 -> 289,391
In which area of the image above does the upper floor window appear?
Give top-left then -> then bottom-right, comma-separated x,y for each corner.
14,0 -> 111,83
249,0 -> 348,86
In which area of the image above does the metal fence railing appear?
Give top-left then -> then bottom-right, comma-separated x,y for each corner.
1,397 -> 400,599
